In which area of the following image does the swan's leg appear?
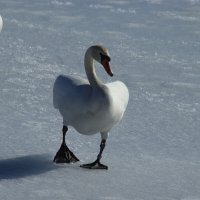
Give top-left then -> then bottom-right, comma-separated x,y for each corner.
53,125 -> 79,163
80,139 -> 108,170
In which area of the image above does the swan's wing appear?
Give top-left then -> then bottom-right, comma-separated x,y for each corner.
53,75 -> 91,108
53,75 -> 93,119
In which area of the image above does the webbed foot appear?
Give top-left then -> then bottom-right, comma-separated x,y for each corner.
53,143 -> 79,163
80,159 -> 108,170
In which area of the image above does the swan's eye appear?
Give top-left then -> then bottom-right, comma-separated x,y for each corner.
100,53 -> 111,62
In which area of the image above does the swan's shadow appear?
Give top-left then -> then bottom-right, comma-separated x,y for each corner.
0,154 -> 59,179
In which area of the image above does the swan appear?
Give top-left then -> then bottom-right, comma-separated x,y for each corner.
0,15 -> 3,32
53,45 -> 129,169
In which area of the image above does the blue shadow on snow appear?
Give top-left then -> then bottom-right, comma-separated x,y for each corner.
0,154 -> 59,179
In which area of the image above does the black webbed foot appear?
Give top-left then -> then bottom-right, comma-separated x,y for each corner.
80,139 -> 108,170
80,159 -> 108,170
53,143 -> 79,163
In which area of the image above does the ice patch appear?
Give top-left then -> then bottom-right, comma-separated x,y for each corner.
126,22 -> 148,29
51,0 -> 72,6
10,18 -> 42,30
143,0 -> 162,4
89,4 -> 113,9
110,8 -> 136,14
176,103 -> 197,113
106,0 -> 130,5
54,15 -> 83,23
157,11 -> 199,22
185,0 -> 200,4
89,4 -> 136,14
182,197 -> 200,200
170,82 -> 200,90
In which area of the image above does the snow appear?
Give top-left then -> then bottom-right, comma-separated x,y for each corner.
1,0 -> 200,199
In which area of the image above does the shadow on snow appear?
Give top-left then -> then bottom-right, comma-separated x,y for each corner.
0,154 -> 59,180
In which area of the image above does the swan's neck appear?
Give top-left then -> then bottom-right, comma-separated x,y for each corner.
84,49 -> 102,86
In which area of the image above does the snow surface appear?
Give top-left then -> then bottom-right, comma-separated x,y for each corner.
1,0 -> 200,199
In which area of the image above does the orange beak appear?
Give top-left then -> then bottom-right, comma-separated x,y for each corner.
101,59 -> 113,77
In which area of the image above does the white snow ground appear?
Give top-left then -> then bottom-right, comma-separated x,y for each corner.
1,0 -> 200,199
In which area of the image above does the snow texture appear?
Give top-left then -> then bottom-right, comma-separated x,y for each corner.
1,0 -> 200,199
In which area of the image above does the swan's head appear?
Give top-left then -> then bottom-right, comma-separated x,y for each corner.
91,45 -> 113,77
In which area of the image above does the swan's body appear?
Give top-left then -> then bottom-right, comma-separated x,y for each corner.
53,75 -> 128,136
53,45 -> 129,169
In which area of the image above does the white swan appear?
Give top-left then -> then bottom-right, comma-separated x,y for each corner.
0,15 -> 3,32
53,45 -> 129,169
